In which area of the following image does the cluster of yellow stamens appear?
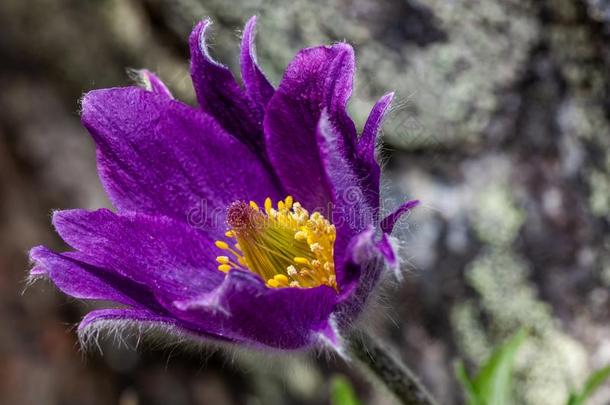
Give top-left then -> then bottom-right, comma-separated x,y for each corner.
214,196 -> 337,290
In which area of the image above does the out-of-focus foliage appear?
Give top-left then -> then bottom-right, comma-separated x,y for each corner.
455,329 -> 527,405
567,366 -> 610,405
330,375 -> 361,405
457,333 -> 610,405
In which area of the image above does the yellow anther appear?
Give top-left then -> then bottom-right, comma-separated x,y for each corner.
218,264 -> 231,273
294,231 -> 307,241
216,256 -> 229,264
294,257 -> 310,265
278,201 -> 285,211
215,241 -> 229,250
274,274 -> 289,284
285,196 -> 293,209
267,279 -> 280,288
249,201 -> 259,211
264,197 -> 272,213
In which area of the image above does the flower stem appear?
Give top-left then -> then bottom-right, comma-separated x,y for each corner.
346,330 -> 438,405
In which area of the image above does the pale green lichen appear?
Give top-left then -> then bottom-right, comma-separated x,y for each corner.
471,184 -> 525,247
450,301 -> 491,365
589,169 -> 610,219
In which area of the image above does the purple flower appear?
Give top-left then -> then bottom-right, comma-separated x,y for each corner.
29,17 -> 417,351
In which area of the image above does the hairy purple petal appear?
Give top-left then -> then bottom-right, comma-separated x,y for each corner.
78,308 -> 237,344
189,20 -> 265,157
377,233 -> 397,267
316,112 -> 374,282
30,246 -> 160,309
174,269 -> 337,349
357,92 -> 394,209
334,227 -> 389,326
79,308 -> 177,333
81,87 -> 280,237
129,69 -> 173,98
240,16 -> 274,113
52,209 -> 225,304
381,199 -> 420,234
265,44 -> 357,211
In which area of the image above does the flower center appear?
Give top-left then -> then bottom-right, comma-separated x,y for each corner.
215,196 -> 337,290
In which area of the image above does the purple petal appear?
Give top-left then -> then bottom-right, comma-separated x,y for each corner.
129,69 -> 173,98
316,112 -> 374,274
77,308 -> 231,343
174,270 -> 338,349
81,86 -> 280,237
29,246 -> 160,309
189,19 -> 265,157
78,308 -> 240,345
240,16 -> 274,113
357,92 -> 394,208
334,228 -> 389,326
380,199 -> 420,234
79,308 -> 177,333
316,319 -> 344,352
377,233 -> 397,267
264,44 -> 357,211
52,209 -> 225,305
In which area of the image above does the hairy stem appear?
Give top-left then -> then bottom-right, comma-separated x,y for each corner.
346,330 -> 438,405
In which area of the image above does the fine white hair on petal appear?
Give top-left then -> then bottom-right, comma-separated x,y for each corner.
77,318 -> 214,355
22,272 -> 47,295
315,315 -> 347,358
76,316 -> 328,357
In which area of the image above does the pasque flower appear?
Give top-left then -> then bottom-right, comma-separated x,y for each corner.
29,17 -> 418,351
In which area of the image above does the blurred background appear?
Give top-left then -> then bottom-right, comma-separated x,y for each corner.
1,0 -> 609,404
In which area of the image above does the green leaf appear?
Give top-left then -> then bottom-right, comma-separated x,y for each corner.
455,361 -> 483,405
567,365 -> 610,405
330,375 -> 361,405
455,329 -> 527,405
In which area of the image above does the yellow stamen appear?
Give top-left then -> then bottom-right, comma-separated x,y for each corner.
218,264 -> 231,273
294,257 -> 310,265
264,197 -> 272,214
215,241 -> 229,250
216,256 -> 229,264
214,198 -> 337,290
